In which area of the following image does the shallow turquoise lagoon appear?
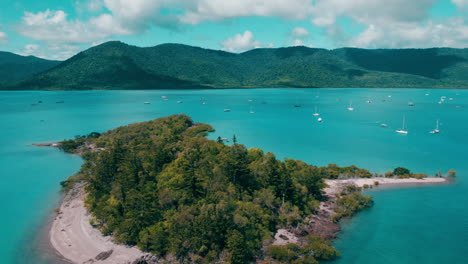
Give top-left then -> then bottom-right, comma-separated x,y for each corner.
0,88 -> 467,263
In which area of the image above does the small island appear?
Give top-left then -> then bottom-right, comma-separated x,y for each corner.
43,115 -> 449,264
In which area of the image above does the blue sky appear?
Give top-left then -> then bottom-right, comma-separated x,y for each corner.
0,0 -> 467,60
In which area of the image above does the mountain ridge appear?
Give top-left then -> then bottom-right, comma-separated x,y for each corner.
1,41 -> 468,90
0,51 -> 61,83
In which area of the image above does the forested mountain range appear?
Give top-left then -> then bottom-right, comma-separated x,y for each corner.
0,51 -> 60,84
1,41 -> 468,90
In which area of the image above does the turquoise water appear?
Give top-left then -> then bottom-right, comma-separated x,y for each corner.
0,89 -> 467,264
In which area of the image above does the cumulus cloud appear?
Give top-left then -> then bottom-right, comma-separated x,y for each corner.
0,31 -> 7,44
87,0 -> 104,12
19,9 -> 113,44
350,18 -> 468,48
306,0 -> 448,48
286,27 -> 313,47
310,0 -> 436,27
180,0 -> 312,24
15,0 -> 468,55
220,30 -> 262,52
18,43 -> 80,60
452,0 -> 468,8
23,44 -> 40,55
291,27 -> 309,37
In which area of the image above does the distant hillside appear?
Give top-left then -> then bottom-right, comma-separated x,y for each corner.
0,52 -> 60,83
2,41 -> 468,90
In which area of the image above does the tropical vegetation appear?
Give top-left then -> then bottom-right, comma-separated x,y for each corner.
2,42 -> 468,90
59,114 -> 377,263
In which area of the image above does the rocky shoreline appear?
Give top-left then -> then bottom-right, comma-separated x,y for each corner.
272,177 -> 448,249
49,176 -> 447,264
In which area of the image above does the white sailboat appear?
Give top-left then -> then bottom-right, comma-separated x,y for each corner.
312,105 -> 320,116
249,106 -> 255,114
317,117 -> 323,122
347,101 -> 354,111
396,116 -> 408,134
430,119 -> 440,134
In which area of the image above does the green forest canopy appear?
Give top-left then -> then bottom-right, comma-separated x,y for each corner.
3,41 -> 468,90
61,114 -> 376,263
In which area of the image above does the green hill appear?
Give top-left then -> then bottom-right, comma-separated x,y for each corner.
0,52 -> 60,84
2,41 -> 468,90
59,114 -> 374,263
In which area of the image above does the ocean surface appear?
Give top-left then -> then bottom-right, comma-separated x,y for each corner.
0,88 -> 467,264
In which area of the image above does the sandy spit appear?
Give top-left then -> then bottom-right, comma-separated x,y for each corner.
49,184 -> 145,264
50,177 -> 447,263
324,177 -> 448,196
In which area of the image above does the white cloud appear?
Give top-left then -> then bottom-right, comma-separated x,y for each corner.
220,30 -> 262,52
90,13 -> 132,35
0,32 -> 7,44
292,39 -> 305,46
23,44 -> 40,55
19,9 -> 112,44
18,43 -> 80,60
180,0 -> 313,24
291,27 -> 309,37
310,0 -> 436,27
303,0 -> 468,49
350,24 -> 383,47
87,0 -> 104,12
15,0 -> 468,55
349,18 -> 468,48
452,0 -> 468,8
286,27 -> 312,47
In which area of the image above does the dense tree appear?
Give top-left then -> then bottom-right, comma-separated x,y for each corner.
393,167 -> 411,176
60,114 -> 378,263
4,42 -> 468,90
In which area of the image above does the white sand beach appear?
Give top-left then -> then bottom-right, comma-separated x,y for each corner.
324,177 -> 447,196
49,184 -> 145,264
50,177 -> 447,263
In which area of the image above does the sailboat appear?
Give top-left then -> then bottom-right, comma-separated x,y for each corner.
396,116 -> 408,134
430,120 -> 440,134
347,101 -> 354,111
312,106 -> 320,116
249,106 -> 255,114
317,117 -> 323,122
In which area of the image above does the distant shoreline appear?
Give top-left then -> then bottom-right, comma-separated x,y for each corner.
2,87 -> 468,92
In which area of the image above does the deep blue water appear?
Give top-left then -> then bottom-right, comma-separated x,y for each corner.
0,89 -> 467,264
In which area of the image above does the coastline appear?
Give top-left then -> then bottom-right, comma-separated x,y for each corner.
303,177 -> 449,242
49,176 -> 448,264
49,183 -> 151,264
324,177 -> 448,196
